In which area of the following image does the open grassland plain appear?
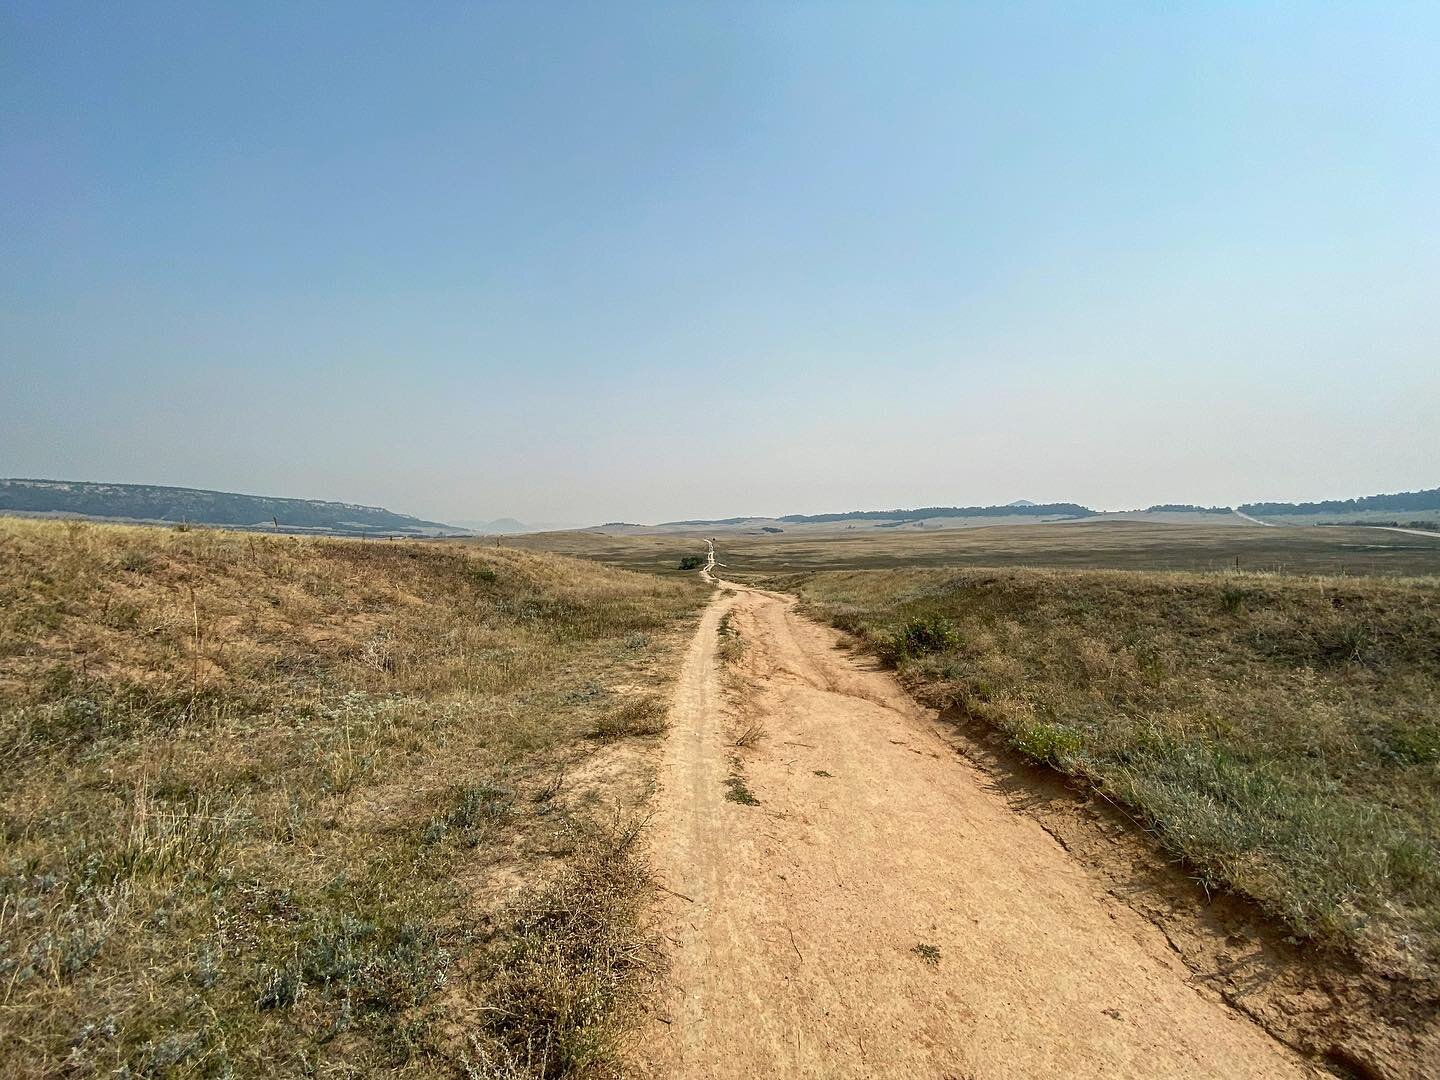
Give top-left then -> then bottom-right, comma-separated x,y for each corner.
776,565 -> 1440,1065
519,521 -> 1440,1072
511,520 -> 1440,580
0,517 -> 707,1078
495,533 -> 699,577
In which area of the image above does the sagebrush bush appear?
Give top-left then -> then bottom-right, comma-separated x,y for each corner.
876,614 -> 961,664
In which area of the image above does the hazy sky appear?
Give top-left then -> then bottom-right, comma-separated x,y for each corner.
4,3 -> 1437,525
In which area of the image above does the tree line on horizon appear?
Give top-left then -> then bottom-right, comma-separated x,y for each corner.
1239,487 -> 1440,516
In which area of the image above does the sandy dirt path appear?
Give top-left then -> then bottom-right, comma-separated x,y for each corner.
1235,512 -> 1440,541
640,579 -> 1312,1079
1232,509 -> 1279,527
1365,525 -> 1440,540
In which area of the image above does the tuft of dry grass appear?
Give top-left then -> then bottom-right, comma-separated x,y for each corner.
784,565 -> 1440,978
0,517 -> 706,1078
716,611 -> 746,666
591,695 -> 669,740
731,723 -> 765,750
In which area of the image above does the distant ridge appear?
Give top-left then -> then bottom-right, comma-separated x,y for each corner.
0,479 -> 468,536
651,487 -> 1439,530
454,517 -> 530,535
776,503 -> 1094,525
660,516 -> 758,527
656,502 -> 1095,528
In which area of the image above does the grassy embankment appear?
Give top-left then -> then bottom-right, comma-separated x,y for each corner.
0,518 -> 707,1078
780,566 -> 1440,977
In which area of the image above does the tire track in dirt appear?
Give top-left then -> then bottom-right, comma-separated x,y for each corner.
640,575 -> 1314,1078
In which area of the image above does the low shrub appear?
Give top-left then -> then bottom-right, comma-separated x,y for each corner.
876,615 -> 960,664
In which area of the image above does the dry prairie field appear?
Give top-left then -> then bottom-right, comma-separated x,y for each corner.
0,518 -> 706,1077
5,514 -> 1440,1078
515,527 -> 1440,979
524,524 -> 1440,973
517,520 -> 1440,1074
507,519 -> 1440,579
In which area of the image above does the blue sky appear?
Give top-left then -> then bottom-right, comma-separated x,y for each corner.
4,2 -> 1437,524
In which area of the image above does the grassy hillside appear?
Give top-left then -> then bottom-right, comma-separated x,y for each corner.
0,519 -> 706,1077
0,479 -> 465,536
781,566 -> 1440,979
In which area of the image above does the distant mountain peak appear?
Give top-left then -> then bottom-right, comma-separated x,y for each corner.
1006,499 -> 1037,507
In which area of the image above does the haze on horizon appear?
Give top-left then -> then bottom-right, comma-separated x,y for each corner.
4,2 -> 1436,528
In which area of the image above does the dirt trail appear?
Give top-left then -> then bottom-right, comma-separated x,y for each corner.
1365,525 -> 1440,540
1232,509 -> 1279,527
640,578 -> 1313,1079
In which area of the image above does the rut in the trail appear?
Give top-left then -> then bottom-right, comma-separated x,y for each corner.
639,579 -> 1312,1079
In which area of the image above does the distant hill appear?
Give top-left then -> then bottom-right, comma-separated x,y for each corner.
660,517 -> 760,527
652,504 -> 1095,529
775,503 -> 1095,525
601,487 -> 1440,537
454,518 -> 588,535
454,517 -> 530,535
1239,487 -> 1440,517
0,479 -> 468,536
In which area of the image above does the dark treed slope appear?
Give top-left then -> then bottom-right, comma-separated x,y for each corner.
1241,487 -> 1440,517
0,479 -> 466,535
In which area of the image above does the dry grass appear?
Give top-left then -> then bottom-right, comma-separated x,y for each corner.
730,723 -> 765,750
782,565 -> 1440,979
715,611 -> 745,666
460,813 -> 659,1079
0,517 -> 707,1078
590,696 -> 669,740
